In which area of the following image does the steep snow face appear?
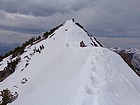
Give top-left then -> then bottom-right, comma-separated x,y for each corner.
0,20 -> 140,105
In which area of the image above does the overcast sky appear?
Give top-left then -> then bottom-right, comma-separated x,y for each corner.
0,0 -> 140,49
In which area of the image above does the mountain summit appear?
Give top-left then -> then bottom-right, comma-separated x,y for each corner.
58,19 -> 103,48
0,20 -> 140,105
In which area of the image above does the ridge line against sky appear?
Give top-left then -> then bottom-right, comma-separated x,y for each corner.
0,0 -> 140,49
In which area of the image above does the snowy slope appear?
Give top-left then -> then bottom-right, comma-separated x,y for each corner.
0,20 -> 140,105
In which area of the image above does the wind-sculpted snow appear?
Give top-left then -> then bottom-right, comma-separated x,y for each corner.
0,20 -> 140,105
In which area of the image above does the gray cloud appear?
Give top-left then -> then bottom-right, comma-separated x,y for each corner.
0,0 -> 140,49
0,29 -> 39,43
97,37 -> 140,49
0,0 -> 93,16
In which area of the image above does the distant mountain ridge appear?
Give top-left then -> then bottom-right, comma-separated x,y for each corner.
110,47 -> 140,76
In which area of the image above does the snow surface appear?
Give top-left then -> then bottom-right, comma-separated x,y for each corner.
0,20 -> 140,105
0,55 -> 12,71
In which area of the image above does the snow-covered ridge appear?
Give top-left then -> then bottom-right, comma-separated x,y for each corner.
0,20 -> 140,105
50,19 -> 103,48
0,19 -> 103,80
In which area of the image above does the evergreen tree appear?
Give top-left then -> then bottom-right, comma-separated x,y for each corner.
0,89 -> 18,105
